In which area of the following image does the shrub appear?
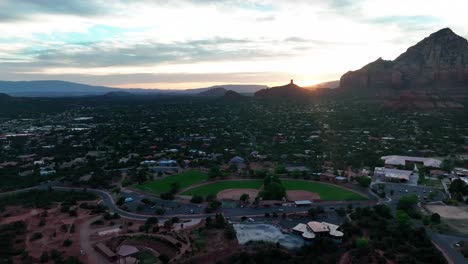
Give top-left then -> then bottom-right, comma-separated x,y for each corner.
190,195 -> 204,204
62,239 -> 72,247
30,232 -> 43,241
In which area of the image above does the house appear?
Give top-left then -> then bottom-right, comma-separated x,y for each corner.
292,221 -> 344,241
430,169 -> 448,178
460,177 -> 468,185
117,245 -> 139,263
229,156 -> 245,165
158,160 -> 177,166
381,155 -> 442,168
320,172 -> 336,182
285,166 -> 310,173
374,167 -> 412,182
95,243 -> 117,262
335,176 -> 347,183
40,168 -> 56,176
454,168 -> 468,177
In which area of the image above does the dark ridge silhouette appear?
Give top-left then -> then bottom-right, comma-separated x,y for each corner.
198,87 -> 227,96
340,28 -> 468,94
222,90 -> 245,100
254,79 -> 314,98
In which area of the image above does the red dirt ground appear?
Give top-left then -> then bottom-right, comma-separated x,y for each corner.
183,229 -> 239,264
0,202 -> 103,264
286,190 -> 321,201
217,188 -> 259,201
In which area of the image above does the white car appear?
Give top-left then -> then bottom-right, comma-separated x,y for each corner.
247,218 -> 255,222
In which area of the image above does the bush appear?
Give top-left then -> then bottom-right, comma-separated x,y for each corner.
68,209 -> 78,217
205,194 -> 216,202
30,232 -> 43,241
190,195 -> 204,204
40,251 -> 49,263
146,217 -> 159,225
357,176 -> 371,188
335,208 -> 347,217
62,239 -> 72,247
60,224 -> 68,233
155,208 -> 166,215
160,192 -> 175,200
431,213 -> 441,224
116,197 -> 126,206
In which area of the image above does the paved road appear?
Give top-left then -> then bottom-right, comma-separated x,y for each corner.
428,230 -> 468,264
4,183 -> 465,263
373,182 -> 467,264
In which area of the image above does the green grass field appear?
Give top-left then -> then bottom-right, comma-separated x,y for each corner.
418,178 -> 443,189
182,180 -> 264,196
282,180 -> 367,201
135,170 -> 209,194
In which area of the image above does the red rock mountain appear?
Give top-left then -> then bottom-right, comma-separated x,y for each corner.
223,90 -> 244,99
254,80 -> 313,98
340,28 -> 468,92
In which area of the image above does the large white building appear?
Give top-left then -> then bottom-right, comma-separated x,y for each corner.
374,167 -> 413,182
381,155 -> 442,168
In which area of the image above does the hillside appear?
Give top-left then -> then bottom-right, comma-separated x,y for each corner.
0,80 -> 117,97
222,90 -> 245,100
184,84 -> 267,95
198,87 -> 228,96
255,80 -> 313,98
340,28 -> 468,93
305,80 -> 339,89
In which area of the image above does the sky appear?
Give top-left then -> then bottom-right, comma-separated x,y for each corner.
0,0 -> 467,89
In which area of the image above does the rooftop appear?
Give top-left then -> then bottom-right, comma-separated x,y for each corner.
117,245 -> 139,257
381,155 -> 442,168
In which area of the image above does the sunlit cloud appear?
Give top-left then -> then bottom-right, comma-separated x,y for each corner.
0,0 -> 467,88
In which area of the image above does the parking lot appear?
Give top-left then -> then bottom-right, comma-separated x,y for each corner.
377,182 -> 446,209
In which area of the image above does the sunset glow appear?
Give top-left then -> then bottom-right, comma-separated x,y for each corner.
1,0 -> 467,89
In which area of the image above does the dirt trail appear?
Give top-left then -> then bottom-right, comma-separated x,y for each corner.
80,216 -> 109,264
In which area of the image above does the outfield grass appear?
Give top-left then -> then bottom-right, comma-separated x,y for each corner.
137,250 -> 159,264
135,170 -> 209,194
282,180 -> 367,201
182,180 -> 264,196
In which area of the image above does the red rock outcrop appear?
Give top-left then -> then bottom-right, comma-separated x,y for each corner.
340,28 -> 468,91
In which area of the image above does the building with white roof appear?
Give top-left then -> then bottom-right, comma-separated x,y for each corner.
292,221 -> 344,240
381,155 -> 442,168
374,167 -> 413,182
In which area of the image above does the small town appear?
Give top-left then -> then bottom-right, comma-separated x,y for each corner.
1,1 -> 468,264
1,96 -> 467,264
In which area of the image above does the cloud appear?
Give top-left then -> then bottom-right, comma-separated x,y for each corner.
14,37 -> 299,69
0,0 -> 467,88
0,0 -> 111,22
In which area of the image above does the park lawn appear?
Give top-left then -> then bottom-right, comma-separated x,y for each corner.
182,180 -> 264,196
282,180 -> 367,201
135,170 -> 209,194
419,178 -> 443,189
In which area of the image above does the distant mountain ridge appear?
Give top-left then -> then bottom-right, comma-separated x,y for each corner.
186,84 -> 267,95
340,28 -> 468,93
0,80 -> 116,97
198,87 -> 227,96
0,80 -> 267,97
